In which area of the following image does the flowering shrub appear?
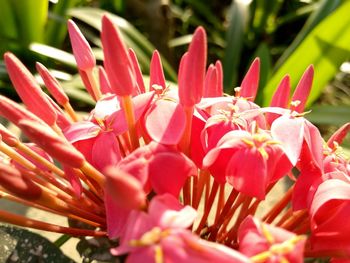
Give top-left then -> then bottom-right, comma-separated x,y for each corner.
0,15 -> 349,262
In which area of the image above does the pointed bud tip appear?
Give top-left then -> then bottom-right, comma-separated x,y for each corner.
67,19 -> 95,71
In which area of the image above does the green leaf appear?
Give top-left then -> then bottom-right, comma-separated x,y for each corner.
275,0 -> 342,69
223,0 -> 250,93
10,0 -> 48,45
0,0 -> 18,47
0,225 -> 75,262
29,43 -> 77,68
306,105 -> 350,126
46,0 -> 80,47
263,0 -> 350,107
68,7 -> 177,82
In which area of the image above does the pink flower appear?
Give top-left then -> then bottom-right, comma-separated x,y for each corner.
238,216 -> 306,263
112,194 -> 249,262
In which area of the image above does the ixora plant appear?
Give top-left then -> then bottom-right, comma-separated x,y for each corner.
0,15 -> 349,262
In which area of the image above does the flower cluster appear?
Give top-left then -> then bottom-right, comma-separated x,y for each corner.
0,15 -> 349,262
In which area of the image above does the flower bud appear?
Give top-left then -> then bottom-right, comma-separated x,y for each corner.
0,124 -> 19,147
36,62 -> 69,106
101,15 -> 137,96
104,166 -> 146,210
4,52 -> 57,126
178,27 -> 207,107
150,50 -> 166,91
240,58 -> 260,101
67,19 -> 96,71
17,120 -> 85,168
0,163 -> 42,200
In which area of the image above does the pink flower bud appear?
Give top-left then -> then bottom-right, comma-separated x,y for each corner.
291,65 -> 314,113
17,120 -> 85,168
101,15 -> 137,96
128,48 -> 145,94
204,64 -> 218,97
98,66 -> 113,95
266,75 -> 291,125
240,58 -> 260,101
215,60 -> 223,96
178,27 -> 207,107
150,50 -> 166,91
0,123 -> 18,146
67,19 -> 96,71
104,166 -> 146,210
36,62 -> 69,106
0,163 -> 42,200
4,52 -> 57,126
0,95 -> 46,126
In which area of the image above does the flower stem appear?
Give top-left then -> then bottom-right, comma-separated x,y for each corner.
262,185 -> 294,223
85,68 -> 102,101
63,102 -> 79,122
121,95 -> 139,151
180,106 -> 194,206
0,209 -> 106,236
195,181 -> 219,235
208,188 -> 238,241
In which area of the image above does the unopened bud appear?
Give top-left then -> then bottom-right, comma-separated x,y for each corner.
104,166 -> 146,210
17,120 -> 85,168
0,163 -> 42,200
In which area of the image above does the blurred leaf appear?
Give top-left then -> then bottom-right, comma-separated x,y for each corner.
29,43 -> 77,68
306,105 -> 350,126
223,0 -> 250,93
182,0 -> 223,29
11,0 -> 48,45
168,34 -> 193,48
0,0 -> 18,52
253,43 -> 271,104
252,0 -> 282,35
68,7 -> 177,82
275,0 -> 342,69
0,225 -> 75,262
46,0 -> 80,47
263,0 -> 350,107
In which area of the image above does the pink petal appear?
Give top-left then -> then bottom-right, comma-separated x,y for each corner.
91,132 -> 122,171
64,121 -> 100,143
149,152 -> 196,197
226,147 -> 267,199
148,194 -> 197,229
104,192 -> 130,239
303,120 -> 324,171
271,115 -> 304,166
145,99 -> 186,145
108,91 -> 154,134
240,58 -> 260,101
